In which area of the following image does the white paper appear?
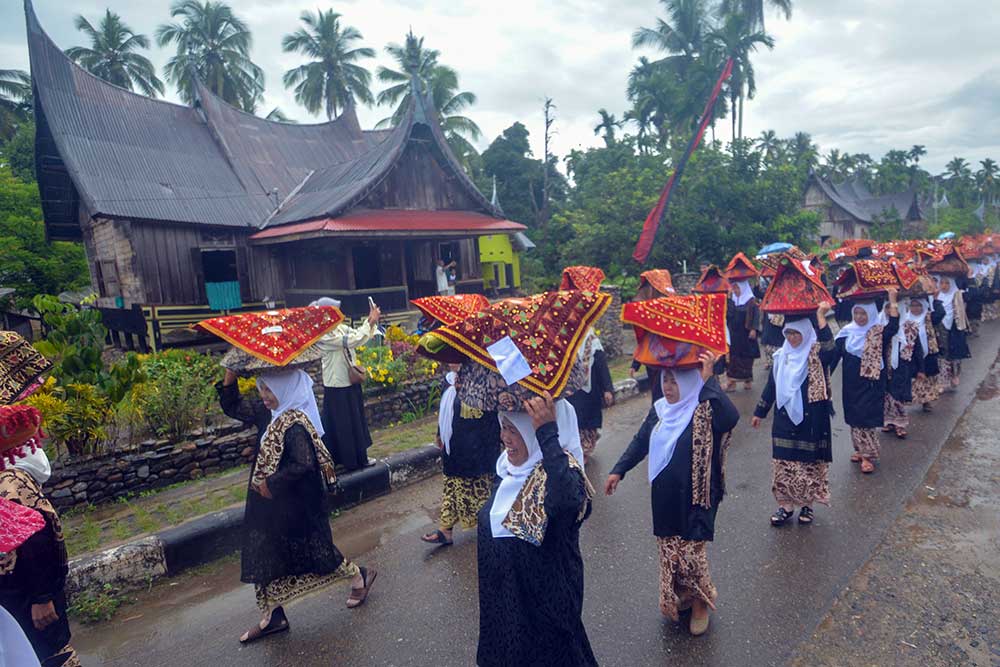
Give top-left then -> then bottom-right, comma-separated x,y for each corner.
486,336 -> 532,385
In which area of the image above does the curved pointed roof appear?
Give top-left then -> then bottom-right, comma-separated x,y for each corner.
24,0 -> 498,234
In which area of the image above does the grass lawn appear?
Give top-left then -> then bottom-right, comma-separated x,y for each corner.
609,354 -> 635,383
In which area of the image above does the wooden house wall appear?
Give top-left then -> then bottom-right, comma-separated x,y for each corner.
360,139 -> 483,211
802,183 -> 870,242
82,215 -> 145,307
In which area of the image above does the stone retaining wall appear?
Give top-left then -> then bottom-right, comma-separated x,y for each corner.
44,378 -> 444,511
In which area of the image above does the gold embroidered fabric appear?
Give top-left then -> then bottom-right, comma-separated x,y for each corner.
502,454 -> 594,546
252,410 -> 337,489
459,402 -> 484,420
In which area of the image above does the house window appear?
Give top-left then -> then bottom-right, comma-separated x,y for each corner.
200,249 -> 242,310
352,244 -> 381,289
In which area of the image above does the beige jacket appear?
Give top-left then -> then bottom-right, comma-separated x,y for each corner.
315,320 -> 377,388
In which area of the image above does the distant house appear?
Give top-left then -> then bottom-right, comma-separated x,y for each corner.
802,174 -> 925,245
24,1 -> 525,349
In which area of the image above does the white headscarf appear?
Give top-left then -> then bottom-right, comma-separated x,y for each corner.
577,328 -> 605,394
438,371 -> 457,454
890,299 -> 930,370
935,275 -> 958,329
0,605 -> 41,667
491,412 -> 545,539
835,302 -> 881,359
309,297 -> 342,309
490,401 -> 585,538
772,319 -> 817,426
731,280 -> 754,307
257,370 -> 325,438
13,446 -> 51,485
648,368 -> 705,483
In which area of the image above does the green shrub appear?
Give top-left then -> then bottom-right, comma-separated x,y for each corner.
26,381 -> 109,457
68,584 -> 127,624
132,350 -> 221,440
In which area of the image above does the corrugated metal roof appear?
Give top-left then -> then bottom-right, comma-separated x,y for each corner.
24,0 -> 499,233
251,209 -> 526,241
810,175 -> 923,224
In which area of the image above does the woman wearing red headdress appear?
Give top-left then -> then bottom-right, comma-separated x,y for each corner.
605,352 -> 739,636
723,280 -> 761,392
0,405 -> 80,667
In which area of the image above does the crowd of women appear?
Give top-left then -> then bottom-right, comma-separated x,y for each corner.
0,235 -> 995,667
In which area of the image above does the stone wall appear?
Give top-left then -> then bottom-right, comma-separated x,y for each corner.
673,272 -> 701,295
43,377 -> 445,511
596,285 -> 624,358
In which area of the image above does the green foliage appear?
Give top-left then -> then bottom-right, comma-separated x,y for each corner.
32,295 -> 107,385
870,206 -> 903,242
2,120 -> 35,181
927,207 -> 987,239
130,350 -> 221,440
27,382 -> 111,457
0,166 -> 89,307
68,584 -> 127,624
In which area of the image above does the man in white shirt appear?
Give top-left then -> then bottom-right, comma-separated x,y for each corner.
436,258 -> 457,295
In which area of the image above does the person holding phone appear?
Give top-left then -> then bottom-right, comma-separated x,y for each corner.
436,258 -> 457,296
311,297 -> 381,471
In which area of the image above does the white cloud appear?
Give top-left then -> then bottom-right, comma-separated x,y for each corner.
4,0 -> 1000,174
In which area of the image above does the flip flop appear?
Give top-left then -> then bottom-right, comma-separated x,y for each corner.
420,529 -> 453,546
239,607 -> 288,644
860,459 -> 876,474
347,567 -> 378,609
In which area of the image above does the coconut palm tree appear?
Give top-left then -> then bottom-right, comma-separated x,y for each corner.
375,31 -> 481,152
977,158 -> 998,202
718,0 -> 792,29
706,12 -> 774,140
755,129 -> 778,159
0,69 -> 31,140
907,144 -> 926,165
282,10 -> 374,120
945,157 -> 971,181
156,0 -> 264,112
264,107 -> 296,123
594,109 -> 621,147
788,131 -> 817,170
632,0 -> 710,73
65,10 -> 164,97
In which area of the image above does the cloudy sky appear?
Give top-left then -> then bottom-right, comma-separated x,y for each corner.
3,0 -> 999,174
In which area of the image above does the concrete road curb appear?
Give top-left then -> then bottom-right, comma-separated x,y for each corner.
67,378 -> 643,596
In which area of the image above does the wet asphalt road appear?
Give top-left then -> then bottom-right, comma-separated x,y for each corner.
72,325 -> 1000,667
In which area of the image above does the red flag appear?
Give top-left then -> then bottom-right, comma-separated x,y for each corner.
633,57 -> 734,264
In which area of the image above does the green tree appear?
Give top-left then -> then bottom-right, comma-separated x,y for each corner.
0,69 -> 31,140
65,10 -> 164,97
976,158 -> 998,202
156,0 -> 264,112
594,109 -> 621,147
2,120 -> 36,182
706,11 -> 774,140
870,206 -> 903,242
756,129 -> 779,160
0,165 -> 90,307
282,10 -> 374,120
718,0 -> 792,29
376,31 -> 481,160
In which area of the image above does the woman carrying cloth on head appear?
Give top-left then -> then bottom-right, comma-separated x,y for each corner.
421,364 -> 503,547
605,351 -> 739,636
0,405 -> 80,667
566,328 -> 614,463
883,295 -> 945,435
476,392 -> 597,667
751,305 -> 838,526
218,367 -> 378,644
724,280 -> 761,392
827,292 -> 900,474
932,275 -> 971,391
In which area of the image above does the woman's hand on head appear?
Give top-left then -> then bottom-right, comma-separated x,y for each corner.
524,391 -> 557,430
604,474 -> 621,496
698,351 -> 718,381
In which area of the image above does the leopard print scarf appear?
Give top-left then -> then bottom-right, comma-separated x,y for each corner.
900,321 -> 919,362
924,313 -> 940,354
0,468 -> 64,575
859,325 -> 884,380
252,409 -> 337,489
690,402 -> 725,509
806,343 -> 831,403
501,454 -> 594,546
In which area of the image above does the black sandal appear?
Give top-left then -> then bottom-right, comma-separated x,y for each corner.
798,506 -> 814,524
347,566 -> 378,609
420,529 -> 453,546
770,507 -> 794,527
239,606 -> 288,644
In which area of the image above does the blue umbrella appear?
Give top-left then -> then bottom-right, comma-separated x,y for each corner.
937,231 -> 956,240
757,242 -> 793,257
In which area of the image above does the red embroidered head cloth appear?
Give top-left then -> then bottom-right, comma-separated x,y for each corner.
411,294 -> 491,326
195,305 -> 344,369
419,290 -> 611,398
622,293 -> 729,369
0,404 -> 44,471
637,269 -> 676,299
761,256 -> 834,315
692,265 -> 731,294
559,266 -> 606,292
0,496 -> 46,553
724,252 -> 760,281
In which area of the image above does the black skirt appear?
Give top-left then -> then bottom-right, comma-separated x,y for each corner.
322,384 -> 373,471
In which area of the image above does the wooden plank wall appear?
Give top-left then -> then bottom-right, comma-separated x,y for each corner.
361,140 -> 483,211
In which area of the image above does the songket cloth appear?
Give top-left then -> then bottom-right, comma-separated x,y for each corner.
771,460 -> 830,507
883,394 -> 909,429
851,427 -> 880,462
439,474 -> 494,530
656,536 -> 717,622
255,561 -> 361,612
